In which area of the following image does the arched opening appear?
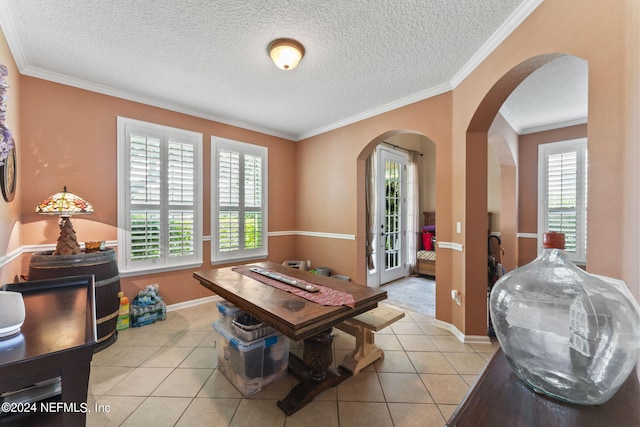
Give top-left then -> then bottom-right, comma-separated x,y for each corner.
464,53 -> 588,336
356,130 -> 437,315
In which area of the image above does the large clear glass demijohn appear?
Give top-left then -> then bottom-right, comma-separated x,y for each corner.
489,232 -> 640,405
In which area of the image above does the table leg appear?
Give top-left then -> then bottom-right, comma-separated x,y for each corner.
302,328 -> 334,381
60,362 -> 91,426
339,324 -> 383,375
277,328 -> 353,416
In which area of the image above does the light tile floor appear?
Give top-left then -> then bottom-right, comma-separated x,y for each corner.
87,299 -> 500,426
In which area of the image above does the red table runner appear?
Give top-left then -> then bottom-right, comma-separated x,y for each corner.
232,266 -> 355,308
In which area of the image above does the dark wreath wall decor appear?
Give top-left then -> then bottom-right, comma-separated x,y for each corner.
0,63 -> 16,202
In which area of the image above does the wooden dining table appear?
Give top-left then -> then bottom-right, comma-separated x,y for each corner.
193,261 -> 387,415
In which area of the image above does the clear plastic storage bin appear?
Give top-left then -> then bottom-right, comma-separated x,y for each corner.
216,300 -> 243,333
213,321 -> 289,396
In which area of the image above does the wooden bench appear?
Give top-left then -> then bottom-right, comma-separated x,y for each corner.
335,305 -> 405,374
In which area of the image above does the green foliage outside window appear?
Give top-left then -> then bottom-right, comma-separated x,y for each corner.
131,212 -> 194,260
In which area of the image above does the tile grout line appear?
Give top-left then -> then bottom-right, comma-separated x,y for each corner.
87,299 -> 497,426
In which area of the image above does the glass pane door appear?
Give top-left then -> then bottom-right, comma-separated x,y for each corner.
385,159 -> 401,270
378,147 -> 409,284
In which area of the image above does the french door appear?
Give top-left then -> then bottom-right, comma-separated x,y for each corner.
377,147 -> 409,285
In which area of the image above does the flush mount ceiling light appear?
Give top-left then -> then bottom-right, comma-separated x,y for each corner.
268,38 -> 305,70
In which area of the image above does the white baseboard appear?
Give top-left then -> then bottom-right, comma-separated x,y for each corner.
166,295 -> 222,312
432,318 -> 492,344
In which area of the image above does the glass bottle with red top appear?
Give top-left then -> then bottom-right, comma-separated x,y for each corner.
489,232 -> 640,405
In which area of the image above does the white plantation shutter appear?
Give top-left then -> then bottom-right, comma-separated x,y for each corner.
218,149 -> 241,252
538,138 -> 587,262
212,137 -> 267,262
167,140 -> 195,257
118,117 -> 203,273
243,153 -> 263,250
129,133 -> 161,261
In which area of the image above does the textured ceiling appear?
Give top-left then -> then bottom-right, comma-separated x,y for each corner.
0,0 -> 586,140
501,55 -> 588,134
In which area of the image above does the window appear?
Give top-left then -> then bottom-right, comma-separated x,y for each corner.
117,117 -> 203,274
212,137 -> 268,263
538,138 -> 587,263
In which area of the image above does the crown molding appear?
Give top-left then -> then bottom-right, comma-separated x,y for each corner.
519,116 -> 588,135
299,0 -> 545,141
19,65 -> 297,141
450,0 -> 544,89
0,1 -> 27,68
295,82 -> 453,141
500,105 -> 588,136
498,106 -> 524,134
0,0 -> 544,143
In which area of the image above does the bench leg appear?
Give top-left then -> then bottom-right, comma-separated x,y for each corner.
339,322 -> 384,375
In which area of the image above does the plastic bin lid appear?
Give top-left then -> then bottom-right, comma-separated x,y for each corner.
217,300 -> 241,314
213,321 -> 280,350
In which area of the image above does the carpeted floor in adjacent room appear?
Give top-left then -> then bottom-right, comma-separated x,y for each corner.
382,276 -> 436,317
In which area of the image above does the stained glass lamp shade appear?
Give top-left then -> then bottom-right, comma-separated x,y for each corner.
36,186 -> 93,255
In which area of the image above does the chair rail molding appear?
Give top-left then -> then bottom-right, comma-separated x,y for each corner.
437,241 -> 464,252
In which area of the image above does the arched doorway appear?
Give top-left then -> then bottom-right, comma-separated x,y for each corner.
464,53 -> 588,336
357,131 -> 437,313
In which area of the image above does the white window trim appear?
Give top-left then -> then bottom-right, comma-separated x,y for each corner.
117,117 -> 203,274
211,136 -> 268,264
537,137 -> 587,263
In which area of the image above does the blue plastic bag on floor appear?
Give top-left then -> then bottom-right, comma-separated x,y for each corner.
130,284 -> 166,327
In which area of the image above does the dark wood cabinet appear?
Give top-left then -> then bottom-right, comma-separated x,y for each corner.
0,275 -> 97,426
447,349 -> 640,427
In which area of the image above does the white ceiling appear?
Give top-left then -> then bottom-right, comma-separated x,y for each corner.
0,0 -> 587,141
500,55 -> 588,134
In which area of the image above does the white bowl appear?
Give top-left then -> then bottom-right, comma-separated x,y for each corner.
0,291 -> 25,338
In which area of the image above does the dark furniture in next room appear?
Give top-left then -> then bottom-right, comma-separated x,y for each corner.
447,348 -> 640,426
0,275 -> 97,426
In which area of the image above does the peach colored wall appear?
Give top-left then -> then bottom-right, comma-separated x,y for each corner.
0,29 -> 21,284
517,124 -> 587,265
451,0 -> 638,335
622,0 -> 640,378
488,113 -> 518,271
421,140 -> 437,212
18,77 -> 298,304
1,0 -> 638,338
297,237 -> 356,279
297,92 -> 454,320
294,0 -> 639,335
487,144 -> 501,230
489,114 -> 518,271
499,165 -> 517,271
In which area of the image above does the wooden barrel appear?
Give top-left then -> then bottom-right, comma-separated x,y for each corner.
28,248 -> 121,352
